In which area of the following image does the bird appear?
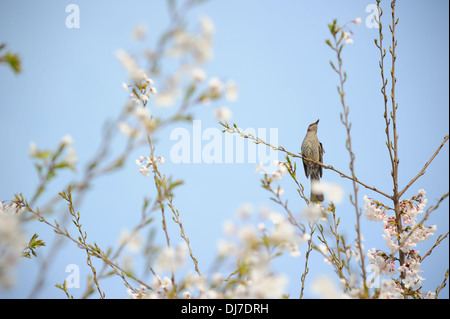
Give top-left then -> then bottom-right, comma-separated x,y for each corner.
301,119 -> 325,203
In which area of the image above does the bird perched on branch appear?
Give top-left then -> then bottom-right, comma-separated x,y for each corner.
301,119 -> 325,202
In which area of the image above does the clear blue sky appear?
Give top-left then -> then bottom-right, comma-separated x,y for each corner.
1,0 -> 448,298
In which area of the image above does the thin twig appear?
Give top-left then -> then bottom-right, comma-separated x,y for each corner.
421,232 -> 449,263
221,122 -> 392,199
327,19 -> 367,293
300,223 -> 315,299
399,135 -> 449,198
167,197 -> 202,276
375,1 -> 396,193
16,194 -> 151,294
60,188 -> 105,299
387,0 -> 406,284
435,270 -> 449,298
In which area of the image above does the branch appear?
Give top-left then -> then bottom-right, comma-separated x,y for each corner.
300,223 -> 315,299
167,197 -> 201,276
327,18 -> 367,293
399,135 -> 449,198
400,191 -> 449,262
146,130 -> 201,277
15,194 -> 151,295
220,122 -> 392,199
421,232 -> 449,263
59,188 -> 105,299
435,270 -> 449,299
375,1 -> 396,191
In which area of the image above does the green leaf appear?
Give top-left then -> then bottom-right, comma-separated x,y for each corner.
329,60 -> 338,73
22,233 -> 46,258
183,84 -> 196,102
328,20 -> 336,34
0,52 -> 21,73
54,161 -> 71,170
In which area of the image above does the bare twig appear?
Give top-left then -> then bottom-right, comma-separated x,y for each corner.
327,19 -> 367,293
435,270 -> 449,298
399,135 -> 449,198
167,197 -> 201,276
15,194 -> 151,295
146,130 -> 201,277
221,122 -> 392,199
386,0 -> 407,284
375,1 -> 396,193
260,173 -> 305,233
421,232 -> 449,263
300,223 -> 315,299
59,188 -> 105,299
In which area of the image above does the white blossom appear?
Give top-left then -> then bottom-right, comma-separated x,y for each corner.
255,161 -> 264,173
378,279 -> 403,299
155,243 -> 187,273
136,156 -> 152,177
235,203 -> 254,219
271,160 -> 288,181
363,195 -> 386,221
0,202 -> 26,288
301,203 -> 327,222
222,220 -> 236,236
367,248 -> 396,276
155,91 -> 176,107
149,86 -> 157,96
116,49 -> 155,87
191,68 -> 206,83
312,275 -> 348,299
117,229 -> 143,253
343,32 -> 354,45
217,239 -> 235,257
214,106 -> 232,122
225,80 -> 238,102
200,15 -> 215,36
65,147 -> 78,167
61,134 -> 73,146
398,252 -> 425,289
312,181 -> 344,204
118,121 -> 136,137
29,142 -> 38,157
208,77 -> 224,95
133,106 -> 150,122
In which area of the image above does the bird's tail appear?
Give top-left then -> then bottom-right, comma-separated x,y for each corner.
310,178 -> 324,203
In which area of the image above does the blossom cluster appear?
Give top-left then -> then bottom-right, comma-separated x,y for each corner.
140,16 -> 236,120
116,50 -> 157,106
126,205 -> 309,299
135,155 -> 165,177
216,206 -> 308,298
343,17 -> 362,45
0,201 -> 26,288
363,189 -> 437,298
167,16 -> 215,64
116,48 -> 158,118
220,204 -> 309,260
29,134 -> 78,170
117,15 -> 237,134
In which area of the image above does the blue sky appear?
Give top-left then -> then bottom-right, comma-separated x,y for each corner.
1,0 -> 448,298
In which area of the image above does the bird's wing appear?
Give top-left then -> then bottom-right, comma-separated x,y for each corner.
319,141 -> 324,178
302,158 -> 309,178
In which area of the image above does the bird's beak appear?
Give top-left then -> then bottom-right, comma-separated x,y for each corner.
314,119 -> 320,125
